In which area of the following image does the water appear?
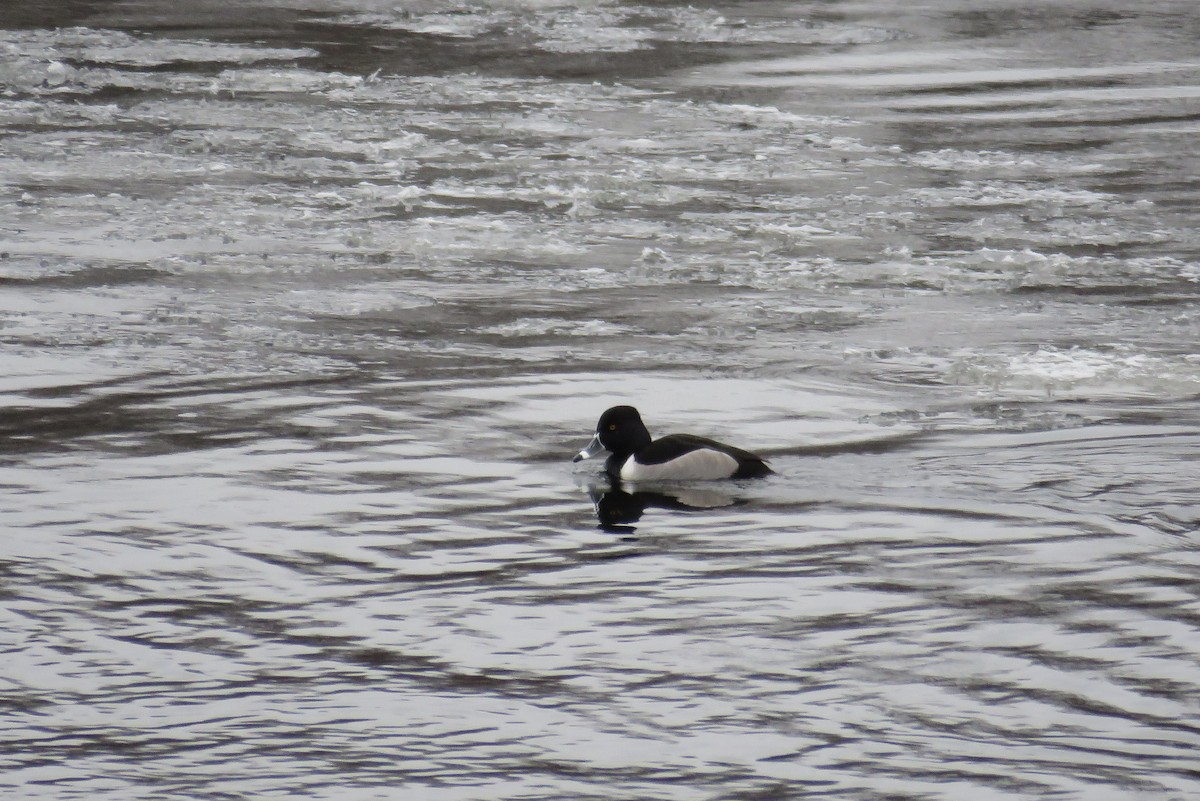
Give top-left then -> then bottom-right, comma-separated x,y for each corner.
3,2 -> 1199,799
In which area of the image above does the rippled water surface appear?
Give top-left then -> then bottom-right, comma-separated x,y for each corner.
3,1 -> 1200,799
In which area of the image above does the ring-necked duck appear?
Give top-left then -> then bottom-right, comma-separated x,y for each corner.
573,405 -> 772,481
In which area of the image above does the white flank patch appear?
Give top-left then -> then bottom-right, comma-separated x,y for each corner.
619,449 -> 739,481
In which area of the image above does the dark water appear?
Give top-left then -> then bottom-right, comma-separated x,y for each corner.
3,2 -> 1200,799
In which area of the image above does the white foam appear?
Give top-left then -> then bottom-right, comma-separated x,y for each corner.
322,11 -> 502,39
948,346 -> 1200,398
0,27 -> 315,67
480,318 -> 630,337
317,5 -> 895,56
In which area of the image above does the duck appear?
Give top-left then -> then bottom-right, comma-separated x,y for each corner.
573,405 -> 772,481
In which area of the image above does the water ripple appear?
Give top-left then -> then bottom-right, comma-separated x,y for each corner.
4,2 -> 1200,800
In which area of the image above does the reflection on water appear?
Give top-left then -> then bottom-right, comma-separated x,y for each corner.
584,479 -> 749,532
3,1 -> 1200,800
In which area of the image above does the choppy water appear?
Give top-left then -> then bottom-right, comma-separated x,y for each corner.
3,2 -> 1200,799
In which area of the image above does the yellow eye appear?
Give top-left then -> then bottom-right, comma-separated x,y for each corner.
608,424 -> 617,431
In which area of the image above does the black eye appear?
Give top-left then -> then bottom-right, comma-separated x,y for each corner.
608,424 -> 617,431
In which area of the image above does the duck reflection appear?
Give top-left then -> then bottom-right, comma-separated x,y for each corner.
585,479 -> 746,532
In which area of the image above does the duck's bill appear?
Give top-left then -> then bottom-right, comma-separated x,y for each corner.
573,432 -> 605,462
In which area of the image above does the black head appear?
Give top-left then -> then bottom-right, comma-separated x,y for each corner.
595,405 -> 652,457
573,405 -> 653,464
